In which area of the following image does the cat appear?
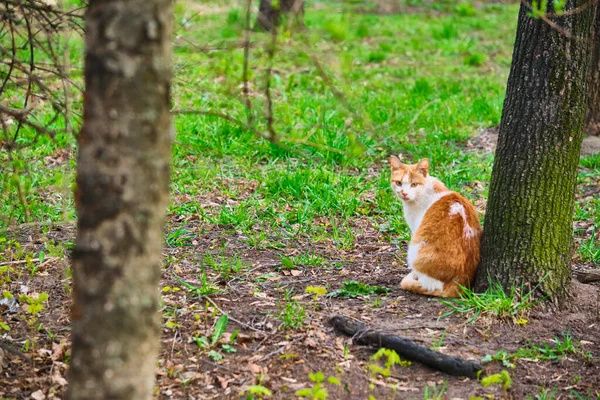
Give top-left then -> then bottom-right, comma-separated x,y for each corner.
389,155 -> 482,298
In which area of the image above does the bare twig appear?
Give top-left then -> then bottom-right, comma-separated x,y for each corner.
202,295 -> 268,335
242,0 -> 254,126
520,0 -> 595,40
264,14 -> 278,141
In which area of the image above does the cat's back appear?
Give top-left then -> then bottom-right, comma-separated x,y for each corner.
415,192 -> 482,244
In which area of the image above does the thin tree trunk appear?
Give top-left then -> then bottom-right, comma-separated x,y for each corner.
474,0 -> 595,303
584,3 -> 600,136
255,0 -> 304,31
66,0 -> 173,398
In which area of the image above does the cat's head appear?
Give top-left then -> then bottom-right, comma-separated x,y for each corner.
389,155 -> 429,202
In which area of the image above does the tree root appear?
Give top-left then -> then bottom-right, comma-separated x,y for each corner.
328,315 -> 481,379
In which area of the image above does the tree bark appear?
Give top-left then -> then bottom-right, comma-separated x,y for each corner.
255,0 -> 304,31
474,0 -> 595,303
584,3 -> 600,136
66,0 -> 172,398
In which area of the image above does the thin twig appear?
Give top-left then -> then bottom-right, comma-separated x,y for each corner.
520,0 -> 594,41
242,0 -> 254,126
577,188 -> 600,199
260,334 -> 306,361
264,14 -> 278,141
202,295 -> 268,335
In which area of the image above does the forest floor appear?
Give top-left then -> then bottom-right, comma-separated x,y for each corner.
1,167 -> 599,399
1,0 -> 600,399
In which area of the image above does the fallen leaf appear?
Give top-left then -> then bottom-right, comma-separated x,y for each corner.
31,390 -> 46,400
52,370 -> 68,386
248,363 -> 263,374
51,340 -> 69,361
216,375 -> 230,389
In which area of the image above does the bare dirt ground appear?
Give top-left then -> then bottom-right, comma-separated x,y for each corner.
1,130 -> 599,399
2,223 -> 599,399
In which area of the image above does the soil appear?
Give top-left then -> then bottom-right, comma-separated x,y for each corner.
1,219 -> 599,399
1,129 -> 599,399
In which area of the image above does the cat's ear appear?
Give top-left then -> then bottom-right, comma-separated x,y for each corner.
389,155 -> 405,171
416,158 -> 429,177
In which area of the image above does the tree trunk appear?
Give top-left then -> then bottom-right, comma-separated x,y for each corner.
474,0 -> 595,303
66,0 -> 172,398
255,0 -> 304,31
584,3 -> 600,136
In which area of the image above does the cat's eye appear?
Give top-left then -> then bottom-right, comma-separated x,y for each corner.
411,182 -> 419,188
394,181 -> 402,186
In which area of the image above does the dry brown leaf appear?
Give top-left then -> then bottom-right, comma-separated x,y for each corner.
51,370 -> 68,387
31,390 -> 46,400
247,363 -> 266,374
51,340 -> 69,361
216,375 -> 230,389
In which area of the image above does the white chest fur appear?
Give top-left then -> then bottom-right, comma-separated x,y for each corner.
402,189 -> 450,234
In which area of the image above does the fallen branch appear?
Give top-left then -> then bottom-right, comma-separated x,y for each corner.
0,341 -> 32,363
328,315 -> 481,379
574,269 -> 600,283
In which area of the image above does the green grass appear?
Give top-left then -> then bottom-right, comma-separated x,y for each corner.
2,0 -> 596,281
438,278 -> 543,323
423,382 -> 448,400
578,227 -> 600,265
202,252 -> 250,280
276,290 -> 306,329
483,332 -> 592,369
327,280 -> 390,298
1,0 -> 516,237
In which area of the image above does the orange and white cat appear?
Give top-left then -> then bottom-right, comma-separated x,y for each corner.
390,156 -> 482,298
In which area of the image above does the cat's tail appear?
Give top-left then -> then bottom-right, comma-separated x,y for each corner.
441,281 -> 464,298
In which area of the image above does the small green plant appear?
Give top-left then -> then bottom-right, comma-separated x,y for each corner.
456,3 -> 476,16
166,226 -> 194,247
528,388 -> 558,400
481,370 -> 512,393
369,296 -> 383,308
580,153 -> 600,169
438,277 -> 544,323
276,290 -> 306,329
244,375 -> 272,399
529,0 -> 566,18
174,271 -> 221,296
327,281 -> 390,299
431,329 -> 447,351
432,22 -> 458,40
19,292 -> 48,317
279,255 -> 296,270
464,53 -> 487,67
481,349 -> 515,368
203,252 -> 249,280
293,252 -> 327,268
296,372 -> 329,399
482,332 -> 587,367
192,314 -> 237,360
578,227 -> 600,265
367,348 -> 411,378
328,217 -> 356,250
0,292 -> 10,331
305,286 -> 327,310
423,381 -> 448,400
